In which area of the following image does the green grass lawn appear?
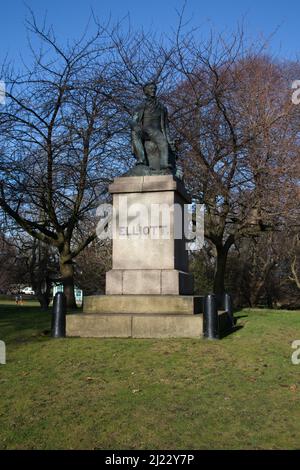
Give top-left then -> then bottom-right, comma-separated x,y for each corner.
0,301 -> 300,450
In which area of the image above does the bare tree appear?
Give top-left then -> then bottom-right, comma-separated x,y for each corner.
0,14 -> 128,307
166,25 -> 298,295
0,230 -> 22,293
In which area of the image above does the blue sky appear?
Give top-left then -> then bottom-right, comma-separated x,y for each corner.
0,0 -> 299,66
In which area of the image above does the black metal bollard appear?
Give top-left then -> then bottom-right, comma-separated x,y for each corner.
203,294 -> 219,339
224,293 -> 234,328
51,292 -> 66,338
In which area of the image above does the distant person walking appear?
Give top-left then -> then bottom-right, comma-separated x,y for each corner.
15,293 -> 23,305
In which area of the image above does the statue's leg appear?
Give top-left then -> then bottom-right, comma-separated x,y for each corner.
148,130 -> 169,168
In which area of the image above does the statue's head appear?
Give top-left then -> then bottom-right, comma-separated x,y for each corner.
143,82 -> 157,98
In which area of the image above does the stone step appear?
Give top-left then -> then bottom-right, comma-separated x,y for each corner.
66,313 -> 203,338
83,295 -> 204,315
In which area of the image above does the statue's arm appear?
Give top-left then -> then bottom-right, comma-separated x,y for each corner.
130,110 -> 139,129
130,108 -> 145,162
130,105 -> 144,131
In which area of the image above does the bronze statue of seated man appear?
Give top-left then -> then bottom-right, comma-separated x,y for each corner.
130,82 -> 176,172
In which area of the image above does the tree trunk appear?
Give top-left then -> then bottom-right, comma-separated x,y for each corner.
35,276 -> 52,311
59,243 -> 77,309
30,264 -> 51,311
213,244 -> 229,296
36,291 -> 50,310
249,259 -> 276,307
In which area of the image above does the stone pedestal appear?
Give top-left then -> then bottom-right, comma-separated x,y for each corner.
105,175 -> 193,295
66,174 -> 204,338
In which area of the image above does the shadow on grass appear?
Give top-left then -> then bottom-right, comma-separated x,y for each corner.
219,324 -> 244,339
0,304 -> 52,341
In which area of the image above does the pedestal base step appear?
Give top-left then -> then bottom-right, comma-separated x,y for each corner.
83,295 -> 204,315
66,313 -> 203,338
